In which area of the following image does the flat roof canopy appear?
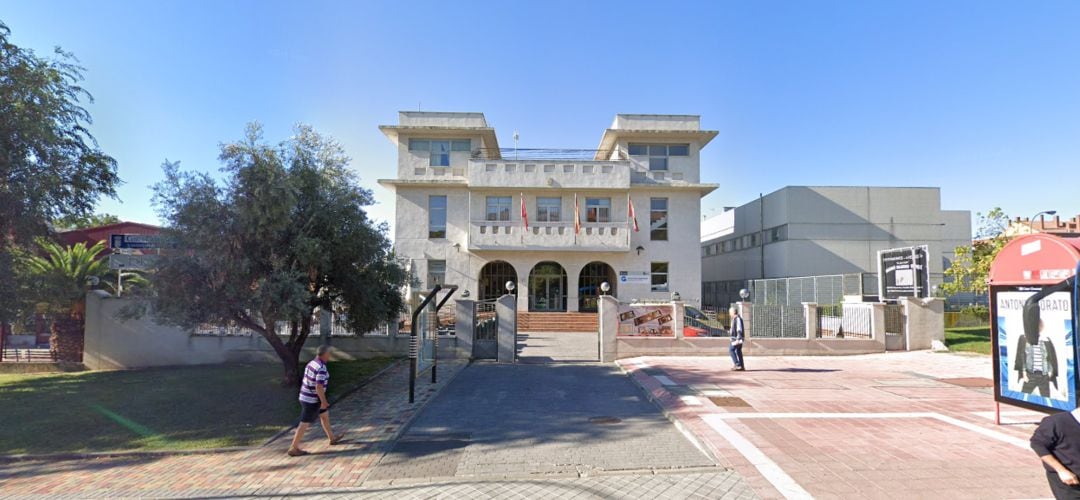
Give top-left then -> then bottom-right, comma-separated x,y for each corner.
989,233 -> 1080,286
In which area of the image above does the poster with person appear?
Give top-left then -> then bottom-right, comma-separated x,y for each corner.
617,304 -> 675,337
995,288 -> 1076,411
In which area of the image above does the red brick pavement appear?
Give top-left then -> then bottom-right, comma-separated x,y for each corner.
620,352 -> 1054,500
0,360 -> 465,498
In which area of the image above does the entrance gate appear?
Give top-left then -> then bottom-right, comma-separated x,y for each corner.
473,299 -> 498,359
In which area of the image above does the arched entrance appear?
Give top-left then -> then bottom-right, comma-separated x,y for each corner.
478,261 -> 517,301
528,262 -> 567,312
578,261 -> 616,312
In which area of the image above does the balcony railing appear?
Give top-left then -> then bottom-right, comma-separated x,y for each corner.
468,220 -> 631,252
471,148 -> 626,161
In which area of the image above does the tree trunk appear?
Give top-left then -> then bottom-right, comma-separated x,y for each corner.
49,315 -> 84,363
281,352 -> 301,388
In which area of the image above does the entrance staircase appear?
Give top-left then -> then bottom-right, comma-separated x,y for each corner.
518,312 -> 598,333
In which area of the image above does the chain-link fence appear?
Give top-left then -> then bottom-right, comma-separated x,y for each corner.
749,304 -> 806,338
748,273 -> 878,307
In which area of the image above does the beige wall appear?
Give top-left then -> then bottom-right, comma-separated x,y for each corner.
83,291 -> 414,370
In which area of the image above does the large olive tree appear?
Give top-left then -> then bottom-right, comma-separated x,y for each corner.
0,22 -> 119,322
149,124 -> 407,384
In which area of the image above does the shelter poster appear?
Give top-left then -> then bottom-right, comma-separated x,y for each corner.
617,304 -> 674,337
995,289 -> 1075,411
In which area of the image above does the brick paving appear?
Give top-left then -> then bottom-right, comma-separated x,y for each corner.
619,352 -> 1054,499
0,360 -> 467,498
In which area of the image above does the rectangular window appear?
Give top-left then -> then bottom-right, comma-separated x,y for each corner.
651,262 -> 669,292
628,144 -> 648,156
537,197 -> 561,222
486,196 -> 512,221
428,195 -> 447,238
650,198 -> 668,241
585,198 -> 611,223
628,143 -> 689,170
408,138 -> 471,166
668,144 -> 689,156
427,260 -> 446,288
649,157 -> 668,171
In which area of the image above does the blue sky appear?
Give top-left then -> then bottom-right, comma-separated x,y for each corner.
5,1 -> 1079,235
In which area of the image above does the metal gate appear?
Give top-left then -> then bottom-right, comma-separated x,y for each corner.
473,299 -> 498,359
884,304 -> 905,335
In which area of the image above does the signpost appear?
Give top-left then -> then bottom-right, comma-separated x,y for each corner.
618,271 -> 650,285
877,245 -> 929,300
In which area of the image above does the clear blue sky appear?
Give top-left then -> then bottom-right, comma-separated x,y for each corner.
5,1 -> 1080,235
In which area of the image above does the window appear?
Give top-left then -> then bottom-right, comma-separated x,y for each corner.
486,196 -> 512,221
585,198 -> 611,223
765,225 -> 788,244
650,198 -> 668,240
651,262 -> 669,292
428,195 -> 447,238
537,197 -> 561,222
628,143 -> 690,171
409,138 -> 470,166
427,260 -> 446,288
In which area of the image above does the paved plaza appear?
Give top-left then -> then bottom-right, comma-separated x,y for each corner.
516,331 -> 599,363
620,351 -> 1053,499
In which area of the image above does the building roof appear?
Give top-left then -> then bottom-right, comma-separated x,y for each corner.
594,129 -> 719,159
58,221 -> 162,248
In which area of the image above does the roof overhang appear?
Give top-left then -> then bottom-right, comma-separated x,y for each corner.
376,179 -> 470,191
379,125 -> 500,151
594,129 -> 719,159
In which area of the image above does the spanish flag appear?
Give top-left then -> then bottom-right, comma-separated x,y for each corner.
520,192 -> 529,230
628,196 -> 639,232
574,193 -> 581,234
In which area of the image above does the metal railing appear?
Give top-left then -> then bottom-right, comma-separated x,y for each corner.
748,273 -> 878,307
749,304 -> 806,339
1,348 -> 57,363
470,148 -> 626,161
816,304 -> 873,340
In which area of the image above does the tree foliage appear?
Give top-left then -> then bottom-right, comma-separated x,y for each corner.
148,124 -> 408,384
942,207 -> 1009,297
0,22 -> 118,321
53,212 -> 121,231
18,239 -> 108,317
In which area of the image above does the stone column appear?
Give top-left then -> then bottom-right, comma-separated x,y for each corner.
802,302 -> 818,339
496,294 -> 517,363
672,300 -> 686,339
455,298 -> 475,359
320,309 -> 332,345
870,302 -> 888,349
598,295 -> 619,362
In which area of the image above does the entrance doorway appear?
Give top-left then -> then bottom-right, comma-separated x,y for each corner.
528,262 -> 567,312
478,261 -> 517,302
578,261 -> 616,312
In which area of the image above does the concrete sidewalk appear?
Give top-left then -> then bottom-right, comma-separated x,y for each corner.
620,352 -> 1052,499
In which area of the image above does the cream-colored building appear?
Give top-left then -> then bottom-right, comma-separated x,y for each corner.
378,111 -> 717,313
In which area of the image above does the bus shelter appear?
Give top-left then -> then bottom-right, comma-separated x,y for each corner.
989,233 -> 1080,418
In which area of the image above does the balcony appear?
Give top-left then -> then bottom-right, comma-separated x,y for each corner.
468,220 -> 631,252
467,149 -> 631,190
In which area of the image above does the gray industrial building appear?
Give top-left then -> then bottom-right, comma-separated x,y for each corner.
700,186 -> 972,308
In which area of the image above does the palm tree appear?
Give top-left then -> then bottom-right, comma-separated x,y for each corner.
20,239 -> 108,362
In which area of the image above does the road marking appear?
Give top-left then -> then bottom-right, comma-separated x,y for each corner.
703,416 -> 813,500
680,396 -> 702,406
654,375 -> 677,386
701,411 -> 1032,499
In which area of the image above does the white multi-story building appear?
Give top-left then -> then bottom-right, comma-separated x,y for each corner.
378,111 -> 717,314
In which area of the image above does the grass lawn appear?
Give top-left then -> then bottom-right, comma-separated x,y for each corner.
0,357 -> 397,455
945,326 -> 991,355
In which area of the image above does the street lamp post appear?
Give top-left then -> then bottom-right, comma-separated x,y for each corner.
1029,210 -> 1057,234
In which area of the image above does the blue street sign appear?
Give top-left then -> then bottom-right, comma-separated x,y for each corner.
110,234 -> 162,249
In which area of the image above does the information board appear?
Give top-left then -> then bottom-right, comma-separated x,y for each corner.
878,245 -> 929,300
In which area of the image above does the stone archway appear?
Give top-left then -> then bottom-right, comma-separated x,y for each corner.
478,261 -> 517,302
528,261 -> 567,312
578,261 -> 616,312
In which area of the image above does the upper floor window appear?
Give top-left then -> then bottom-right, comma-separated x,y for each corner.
651,262 -> 669,292
409,139 -> 471,167
427,260 -> 446,288
628,143 -> 690,171
428,195 -> 447,238
537,197 -> 561,222
650,198 -> 668,241
486,196 -> 512,221
585,198 -> 611,223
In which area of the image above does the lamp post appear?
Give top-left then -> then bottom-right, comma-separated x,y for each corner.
1029,210 -> 1057,234
600,281 -> 610,295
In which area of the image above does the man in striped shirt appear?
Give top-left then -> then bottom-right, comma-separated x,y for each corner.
287,345 -> 345,456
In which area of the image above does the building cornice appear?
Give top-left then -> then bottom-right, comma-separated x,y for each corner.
594,129 -> 719,158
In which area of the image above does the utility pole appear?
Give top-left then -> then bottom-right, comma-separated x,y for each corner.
759,193 -> 765,279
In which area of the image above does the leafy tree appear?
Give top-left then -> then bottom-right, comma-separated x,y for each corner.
0,22 -> 119,322
942,207 -> 1010,297
148,124 -> 408,385
19,239 -> 108,317
54,213 -> 122,231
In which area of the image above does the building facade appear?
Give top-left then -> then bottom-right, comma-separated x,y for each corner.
700,186 -> 972,308
378,112 -> 717,312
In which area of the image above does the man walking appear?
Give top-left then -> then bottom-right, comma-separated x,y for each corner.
1031,407 -> 1080,498
287,345 -> 345,457
729,306 -> 745,371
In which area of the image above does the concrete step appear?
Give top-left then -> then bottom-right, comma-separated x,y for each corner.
518,312 -> 598,333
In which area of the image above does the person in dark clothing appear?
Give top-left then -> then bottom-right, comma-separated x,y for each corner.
729,306 -> 745,371
1032,409 -> 1080,499
1015,318 -> 1059,397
